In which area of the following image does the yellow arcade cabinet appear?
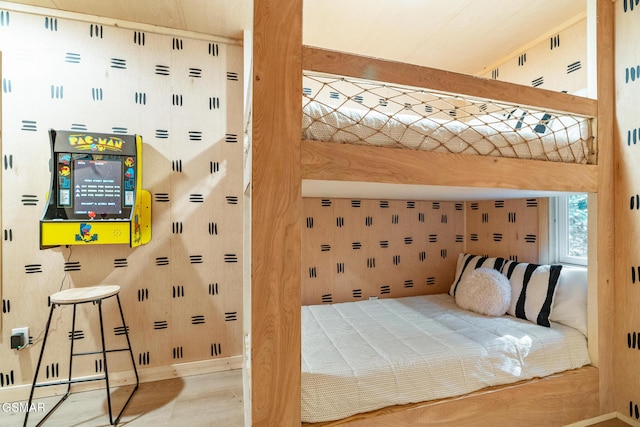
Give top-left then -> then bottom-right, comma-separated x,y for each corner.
40,130 -> 151,248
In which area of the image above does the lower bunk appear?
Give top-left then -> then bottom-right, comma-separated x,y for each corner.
301,292 -> 596,426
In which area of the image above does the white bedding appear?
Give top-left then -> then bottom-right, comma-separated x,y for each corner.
302,101 -> 592,164
301,293 -> 590,423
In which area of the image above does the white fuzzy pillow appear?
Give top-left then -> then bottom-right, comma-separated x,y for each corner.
455,267 -> 511,317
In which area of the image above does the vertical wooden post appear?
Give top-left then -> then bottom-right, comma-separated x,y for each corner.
251,0 -> 302,425
593,0 -> 615,414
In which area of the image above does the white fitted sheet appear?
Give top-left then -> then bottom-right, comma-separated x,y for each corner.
301,293 -> 590,423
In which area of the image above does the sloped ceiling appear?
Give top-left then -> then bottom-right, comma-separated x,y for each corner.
303,0 -> 587,75
2,0 -> 252,40
4,0 -> 586,74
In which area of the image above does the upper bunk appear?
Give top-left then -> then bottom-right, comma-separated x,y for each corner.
300,46 -> 599,196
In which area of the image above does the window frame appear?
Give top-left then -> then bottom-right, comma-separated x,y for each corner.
551,194 -> 588,266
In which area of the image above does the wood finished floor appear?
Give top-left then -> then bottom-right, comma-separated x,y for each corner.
589,419 -> 634,427
4,368 -> 635,427
1,369 -> 244,427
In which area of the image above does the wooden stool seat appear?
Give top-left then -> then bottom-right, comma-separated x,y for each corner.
50,285 -> 121,304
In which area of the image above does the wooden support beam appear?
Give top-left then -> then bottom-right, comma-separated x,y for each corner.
251,0 -> 302,425
302,140 -> 598,193
302,46 -> 598,118
302,366 -> 599,427
593,0 -> 615,415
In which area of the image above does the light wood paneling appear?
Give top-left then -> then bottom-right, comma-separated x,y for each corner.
0,9 -> 244,394
477,19 -> 588,96
251,0 -> 302,425
302,140 -> 599,193
302,197 -> 543,306
301,198 -> 464,305
465,199 -> 540,263
611,0 -> 640,419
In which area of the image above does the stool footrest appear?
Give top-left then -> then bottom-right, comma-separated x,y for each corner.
34,375 -> 107,388
72,347 -> 133,357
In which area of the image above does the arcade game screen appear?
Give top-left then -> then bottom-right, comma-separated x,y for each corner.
53,152 -> 136,220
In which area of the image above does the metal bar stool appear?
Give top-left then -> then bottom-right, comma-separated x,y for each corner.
24,285 -> 139,426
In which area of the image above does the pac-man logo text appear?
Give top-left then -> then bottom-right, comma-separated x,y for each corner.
68,134 -> 125,152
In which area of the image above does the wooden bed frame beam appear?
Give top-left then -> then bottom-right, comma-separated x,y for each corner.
302,46 -> 598,118
303,366 -> 600,427
302,140 -> 598,194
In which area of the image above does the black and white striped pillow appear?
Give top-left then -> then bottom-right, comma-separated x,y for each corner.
449,253 -> 508,297
501,260 -> 563,327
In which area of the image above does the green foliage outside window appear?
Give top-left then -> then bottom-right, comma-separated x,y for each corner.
567,193 -> 588,258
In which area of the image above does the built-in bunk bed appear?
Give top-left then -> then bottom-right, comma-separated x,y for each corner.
298,43 -> 606,426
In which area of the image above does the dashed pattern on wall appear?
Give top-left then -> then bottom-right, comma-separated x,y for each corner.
479,19 -> 587,96
616,0 -> 640,421
301,198 -> 465,305
302,197 -> 542,306
0,10 -> 243,386
465,199 -> 541,264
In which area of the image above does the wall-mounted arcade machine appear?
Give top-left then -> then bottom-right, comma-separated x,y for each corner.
40,130 -> 151,248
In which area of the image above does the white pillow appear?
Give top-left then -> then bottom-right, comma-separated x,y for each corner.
502,260 -> 562,327
449,253 -> 508,297
549,266 -> 587,336
455,268 -> 511,317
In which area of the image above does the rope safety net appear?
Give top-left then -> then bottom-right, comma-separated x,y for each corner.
302,72 -> 595,164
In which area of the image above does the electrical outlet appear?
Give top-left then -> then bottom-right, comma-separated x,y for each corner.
11,327 -> 29,349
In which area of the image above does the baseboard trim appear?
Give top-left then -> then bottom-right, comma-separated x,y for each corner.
0,355 -> 243,403
565,413 -> 617,426
566,412 -> 640,427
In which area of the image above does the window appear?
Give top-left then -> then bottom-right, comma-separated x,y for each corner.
553,193 -> 588,265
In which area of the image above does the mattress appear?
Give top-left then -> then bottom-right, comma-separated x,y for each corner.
301,293 -> 591,423
301,101 -> 592,164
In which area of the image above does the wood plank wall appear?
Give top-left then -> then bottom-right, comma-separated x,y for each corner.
613,0 -> 640,419
477,18 -> 587,96
251,0 -> 302,425
301,197 -> 542,306
465,199 -> 541,264
0,10 -> 244,393
301,198 -> 464,304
